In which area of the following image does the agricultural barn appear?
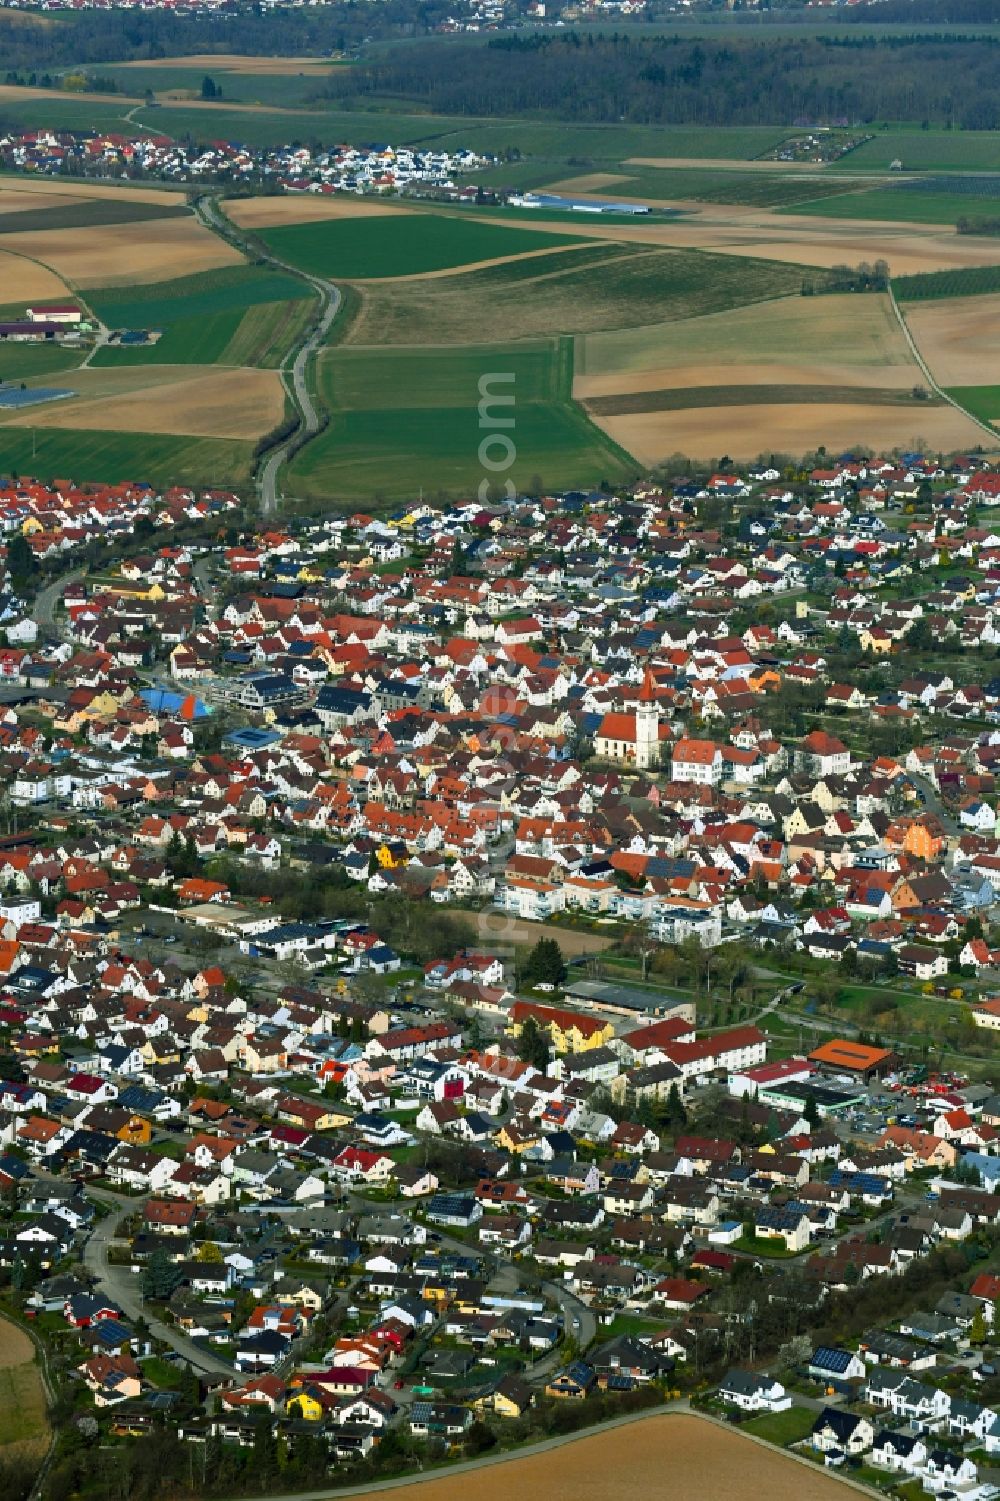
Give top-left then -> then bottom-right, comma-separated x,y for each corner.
808,1039 -> 898,1082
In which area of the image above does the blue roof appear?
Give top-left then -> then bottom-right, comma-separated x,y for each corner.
139,687 -> 209,719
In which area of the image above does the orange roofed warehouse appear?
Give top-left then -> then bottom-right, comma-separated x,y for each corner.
808,1039 -> 899,1082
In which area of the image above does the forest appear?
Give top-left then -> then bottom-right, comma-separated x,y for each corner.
318,32 -> 1000,129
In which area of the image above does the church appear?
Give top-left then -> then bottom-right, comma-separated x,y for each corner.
594,667 -> 667,769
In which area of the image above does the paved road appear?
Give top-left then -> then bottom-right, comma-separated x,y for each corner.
194,195 -> 340,514
31,566 -> 82,634
82,1198 -> 235,1379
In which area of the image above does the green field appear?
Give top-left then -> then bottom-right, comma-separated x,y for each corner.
570,164 -> 866,209
87,265 -> 311,367
947,386 -> 1000,430
785,187 -> 985,225
260,211 -> 581,279
894,264 -> 1000,301
287,336 -> 637,501
0,344 -> 83,382
0,427 -> 254,486
349,245 -> 809,346
0,198 -> 188,235
830,129 -> 1000,174
220,295 -> 316,368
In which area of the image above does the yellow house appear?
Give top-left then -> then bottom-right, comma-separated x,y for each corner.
860,627 -> 894,655
376,842 -> 408,870
496,1120 -> 542,1155
510,1002 -> 614,1055
286,1389 -> 325,1422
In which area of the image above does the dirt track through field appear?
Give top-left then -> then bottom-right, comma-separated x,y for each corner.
0,246 -> 72,303
903,293 -> 1000,388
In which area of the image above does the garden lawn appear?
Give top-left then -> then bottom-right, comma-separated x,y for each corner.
259,211 -> 583,279
741,1406 -> 817,1447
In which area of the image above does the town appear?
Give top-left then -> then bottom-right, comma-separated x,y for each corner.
2,452 -> 1000,1497
0,128 -> 496,198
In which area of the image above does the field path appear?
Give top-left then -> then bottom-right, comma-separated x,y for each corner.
887,280 -> 999,443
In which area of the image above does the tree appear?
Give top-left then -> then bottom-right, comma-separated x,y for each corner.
196,1240 -> 223,1263
5,532 -> 37,590
970,1307 -> 987,1346
200,74 -> 219,100
663,1081 -> 687,1129
516,1014 -> 551,1072
142,1247 -> 182,1302
521,937 -> 566,989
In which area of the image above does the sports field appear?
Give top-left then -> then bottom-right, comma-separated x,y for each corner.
287,336 -> 636,501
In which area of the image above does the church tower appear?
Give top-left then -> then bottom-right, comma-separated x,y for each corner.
634,666 -> 660,771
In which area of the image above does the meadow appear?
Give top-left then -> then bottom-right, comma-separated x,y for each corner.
287,336 -> 637,501
258,212 -> 582,279
786,187 -> 1000,226
830,129 -> 1000,173
347,245 -> 809,346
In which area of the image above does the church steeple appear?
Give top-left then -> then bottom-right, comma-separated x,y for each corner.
635,667 -> 659,770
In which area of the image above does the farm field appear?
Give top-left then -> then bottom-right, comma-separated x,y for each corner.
590,398 -> 989,467
894,265 -> 1000,301
87,265 -> 312,366
258,211 -> 583,279
0,198 -> 188,236
0,1315 -> 48,1458
225,196 -> 409,230
570,288 -> 984,465
0,211 -> 242,288
287,337 -> 636,501
439,206 -> 1000,278
0,426 -> 254,486
575,293 -> 916,386
548,165 -> 868,210
947,386 -> 1000,431
0,245 -> 73,303
392,1413 -> 857,1501
901,294 -> 1000,388
0,343 -> 82,382
1,363 -> 285,440
785,187 -> 999,225
829,130 -> 1000,173
345,246 -> 808,346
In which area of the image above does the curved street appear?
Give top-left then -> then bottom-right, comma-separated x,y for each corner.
82,1196 -> 235,1379
194,195 -> 341,514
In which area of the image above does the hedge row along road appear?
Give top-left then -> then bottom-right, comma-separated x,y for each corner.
193,193 -> 341,514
